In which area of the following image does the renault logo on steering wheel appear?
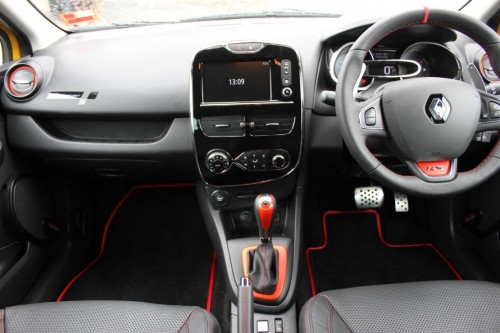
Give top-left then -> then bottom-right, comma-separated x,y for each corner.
427,96 -> 451,124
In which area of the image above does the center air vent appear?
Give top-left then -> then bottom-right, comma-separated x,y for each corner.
4,61 -> 43,100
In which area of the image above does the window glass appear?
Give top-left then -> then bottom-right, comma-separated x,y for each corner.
28,0 -> 467,32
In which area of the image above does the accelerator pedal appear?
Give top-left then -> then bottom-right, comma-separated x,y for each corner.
354,186 -> 384,209
394,192 -> 409,213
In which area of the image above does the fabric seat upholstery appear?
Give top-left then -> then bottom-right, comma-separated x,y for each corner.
300,281 -> 500,333
0,300 -> 220,333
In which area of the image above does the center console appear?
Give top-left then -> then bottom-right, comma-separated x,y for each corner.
191,42 -> 303,332
191,42 -> 302,186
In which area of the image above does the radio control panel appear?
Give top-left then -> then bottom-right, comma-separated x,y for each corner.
205,149 -> 291,175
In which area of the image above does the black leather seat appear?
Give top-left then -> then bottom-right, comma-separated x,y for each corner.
0,301 -> 220,333
300,281 -> 500,333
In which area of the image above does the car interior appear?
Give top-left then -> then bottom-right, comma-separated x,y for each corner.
0,0 -> 500,332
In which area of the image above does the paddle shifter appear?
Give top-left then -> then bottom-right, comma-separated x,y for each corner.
248,194 -> 279,294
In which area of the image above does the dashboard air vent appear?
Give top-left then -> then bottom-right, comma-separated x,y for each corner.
4,62 -> 43,100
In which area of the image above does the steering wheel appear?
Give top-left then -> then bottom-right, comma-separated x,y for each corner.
336,8 -> 500,196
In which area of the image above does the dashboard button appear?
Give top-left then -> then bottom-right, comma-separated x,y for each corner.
281,59 -> 292,86
275,319 -> 283,333
205,150 -> 231,174
364,107 -> 376,126
227,42 -> 263,52
482,131 -> 493,143
256,320 -> 269,333
239,211 -> 253,224
245,43 -> 263,51
489,102 -> 500,119
271,154 -> 286,169
235,149 -> 289,171
365,117 -> 376,126
282,87 -> 293,98
365,108 -> 375,118
211,190 -> 229,207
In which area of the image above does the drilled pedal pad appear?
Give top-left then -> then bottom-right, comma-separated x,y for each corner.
394,192 -> 409,212
354,186 -> 384,209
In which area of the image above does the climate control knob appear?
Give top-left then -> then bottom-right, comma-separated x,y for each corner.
205,150 -> 231,174
271,154 -> 287,169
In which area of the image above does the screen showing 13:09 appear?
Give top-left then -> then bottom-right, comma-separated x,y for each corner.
202,61 -> 271,103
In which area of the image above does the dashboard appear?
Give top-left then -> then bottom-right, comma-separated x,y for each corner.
0,16 -> 497,183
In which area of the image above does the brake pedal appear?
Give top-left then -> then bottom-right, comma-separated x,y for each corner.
354,186 -> 384,209
394,192 -> 409,212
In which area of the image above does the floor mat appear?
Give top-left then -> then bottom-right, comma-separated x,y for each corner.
210,264 -> 231,333
58,184 -> 215,307
306,210 -> 461,295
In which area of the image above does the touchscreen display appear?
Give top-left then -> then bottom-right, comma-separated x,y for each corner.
203,61 -> 271,102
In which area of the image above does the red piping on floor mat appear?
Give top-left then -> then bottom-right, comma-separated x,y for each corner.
305,209 -> 463,296
56,183 -> 195,302
206,251 -> 217,311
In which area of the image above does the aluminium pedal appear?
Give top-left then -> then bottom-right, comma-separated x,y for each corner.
394,192 -> 409,213
354,186 -> 384,209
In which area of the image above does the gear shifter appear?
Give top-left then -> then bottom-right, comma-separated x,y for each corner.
248,194 -> 279,295
254,194 -> 276,243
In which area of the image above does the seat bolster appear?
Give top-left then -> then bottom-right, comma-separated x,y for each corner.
300,295 -> 352,333
300,281 -> 500,333
1,309 -> 5,333
2,301 -> 220,333
180,307 -> 221,333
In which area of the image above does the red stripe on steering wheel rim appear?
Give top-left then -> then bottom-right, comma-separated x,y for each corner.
423,7 -> 429,24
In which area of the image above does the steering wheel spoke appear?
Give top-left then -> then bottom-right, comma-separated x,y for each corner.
357,93 -> 388,138
405,159 -> 458,183
477,90 -> 500,132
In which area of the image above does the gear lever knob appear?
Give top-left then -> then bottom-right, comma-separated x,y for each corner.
254,194 -> 277,243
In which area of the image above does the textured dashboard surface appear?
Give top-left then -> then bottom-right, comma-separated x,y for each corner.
1,17 -> 360,116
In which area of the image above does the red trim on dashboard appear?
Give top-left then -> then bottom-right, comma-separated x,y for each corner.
422,7 -> 429,24
206,251 -> 217,311
56,183 -> 195,302
305,209 -> 462,296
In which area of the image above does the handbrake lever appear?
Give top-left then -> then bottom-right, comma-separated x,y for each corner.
238,276 -> 253,333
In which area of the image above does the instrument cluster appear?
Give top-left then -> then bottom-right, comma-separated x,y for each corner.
328,41 -> 462,91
